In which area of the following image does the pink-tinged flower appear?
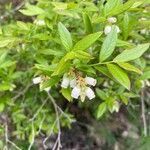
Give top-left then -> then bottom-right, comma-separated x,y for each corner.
85,77 -> 97,86
71,86 -> 81,99
32,76 -> 42,84
85,87 -> 95,100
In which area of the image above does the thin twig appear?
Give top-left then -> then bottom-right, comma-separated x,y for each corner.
28,122 -> 35,150
13,83 -> 32,101
43,113 -> 63,149
141,87 -> 147,136
29,98 -> 48,122
47,92 -> 62,150
5,123 -> 22,150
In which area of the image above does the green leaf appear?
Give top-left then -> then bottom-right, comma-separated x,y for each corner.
17,21 -> 30,31
120,95 -> 128,105
61,88 -> 72,102
19,4 -> 45,16
0,103 -> 5,112
97,102 -> 107,118
139,70 -> 150,80
35,64 -> 55,72
107,64 -> 130,90
99,25 -> 118,62
58,22 -> 73,51
0,61 -> 16,69
118,62 -> 142,74
96,89 -> 108,100
0,38 -> 15,48
122,13 -> 130,40
106,0 -> 135,16
94,66 -> 114,80
83,13 -> 93,34
52,53 -> 73,76
72,32 -> 102,51
114,43 -> 150,62
52,50 -> 92,76
39,49 -> 64,56
0,83 -> 12,91
40,77 -> 60,90
75,51 -> 92,60
117,39 -> 134,48
104,0 -> 121,16
107,99 -> 119,113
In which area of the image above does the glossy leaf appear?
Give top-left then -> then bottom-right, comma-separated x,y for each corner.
97,102 -> 107,118
139,70 -> 150,80
72,32 -> 102,51
19,4 -> 45,16
118,62 -> 142,74
58,22 -> 73,51
107,64 -> 130,90
83,13 -> 93,34
114,43 -> 149,62
61,88 -> 72,102
96,89 -> 108,101
99,26 -> 118,62
106,0 -> 135,16
0,38 -> 16,48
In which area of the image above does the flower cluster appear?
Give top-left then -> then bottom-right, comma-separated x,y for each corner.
32,76 -> 51,92
104,17 -> 120,35
61,71 -> 97,102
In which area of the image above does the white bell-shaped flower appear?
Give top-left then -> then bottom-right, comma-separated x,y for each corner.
61,76 -> 70,88
85,87 -> 95,100
71,86 -> 81,99
70,78 -> 77,88
85,77 -> 97,86
33,76 -> 42,84
104,25 -> 120,35
104,25 -> 112,35
107,17 -> 117,23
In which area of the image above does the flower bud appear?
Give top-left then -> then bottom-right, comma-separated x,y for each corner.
85,77 -> 97,86
104,25 -> 112,35
85,87 -> 95,100
71,86 -> 81,99
33,76 -> 42,84
107,17 -> 117,23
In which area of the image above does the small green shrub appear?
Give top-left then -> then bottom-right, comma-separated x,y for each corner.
0,0 -> 149,149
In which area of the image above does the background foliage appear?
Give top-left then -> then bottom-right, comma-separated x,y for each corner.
0,0 -> 150,149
